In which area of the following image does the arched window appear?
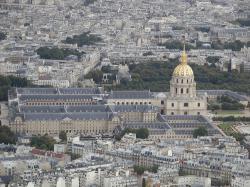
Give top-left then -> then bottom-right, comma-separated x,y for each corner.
186,88 -> 189,94
176,88 -> 178,94
187,79 -> 189,83
181,79 -> 183,83
181,88 -> 183,94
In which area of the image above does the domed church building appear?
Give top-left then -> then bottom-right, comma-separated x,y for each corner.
164,46 -> 207,115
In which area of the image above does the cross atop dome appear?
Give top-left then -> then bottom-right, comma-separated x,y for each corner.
181,43 -> 188,65
172,42 -> 193,77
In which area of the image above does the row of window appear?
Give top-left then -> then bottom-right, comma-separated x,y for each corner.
176,79 -> 193,84
171,103 -> 201,107
176,88 -> 189,94
170,112 -> 200,115
116,101 -> 151,105
26,102 -> 95,106
25,129 -> 109,134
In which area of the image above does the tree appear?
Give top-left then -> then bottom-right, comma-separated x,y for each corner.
36,47 -> 84,60
136,128 -> 149,139
160,40 -> 195,50
0,32 -> 7,41
221,102 -> 244,110
208,103 -> 220,111
217,95 -> 245,110
133,165 -> 145,175
0,75 -> 32,101
206,56 -> 221,64
143,51 -> 154,56
63,32 -> 102,47
108,58 -> 250,95
30,135 -> 56,150
133,165 -> 159,175
115,128 -> 149,140
142,178 -> 146,187
149,165 -> 158,173
193,126 -> 208,138
59,131 -> 67,142
85,70 -> 103,83
0,125 -> 16,144
231,133 -> 245,143
213,116 -> 250,122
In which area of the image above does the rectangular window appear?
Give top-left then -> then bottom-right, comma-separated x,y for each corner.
198,103 -> 201,107
184,103 -> 188,107
172,103 -> 174,107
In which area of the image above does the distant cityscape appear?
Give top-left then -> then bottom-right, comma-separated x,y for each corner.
0,0 -> 250,187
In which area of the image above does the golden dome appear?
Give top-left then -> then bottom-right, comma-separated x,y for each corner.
173,47 -> 194,77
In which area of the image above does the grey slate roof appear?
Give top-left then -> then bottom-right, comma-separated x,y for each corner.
19,105 -> 66,113
108,90 -> 153,99
16,87 -> 102,95
198,90 -> 249,102
19,94 -> 94,101
162,115 -> 221,134
19,105 -> 109,113
109,105 -> 158,113
58,88 -> 101,95
17,88 -> 57,95
23,112 -> 113,121
66,105 -> 108,112
162,115 -> 208,121
124,122 -> 171,130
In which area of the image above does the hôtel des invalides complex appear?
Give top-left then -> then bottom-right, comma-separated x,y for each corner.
8,47 -> 248,140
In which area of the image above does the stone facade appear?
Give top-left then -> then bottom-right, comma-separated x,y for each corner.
11,114 -> 120,136
164,49 -> 207,115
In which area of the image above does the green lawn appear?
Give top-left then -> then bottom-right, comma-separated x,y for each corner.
218,123 -> 235,136
215,110 -> 243,115
218,123 -> 246,143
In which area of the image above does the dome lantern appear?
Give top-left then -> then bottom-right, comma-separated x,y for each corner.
173,44 -> 193,77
